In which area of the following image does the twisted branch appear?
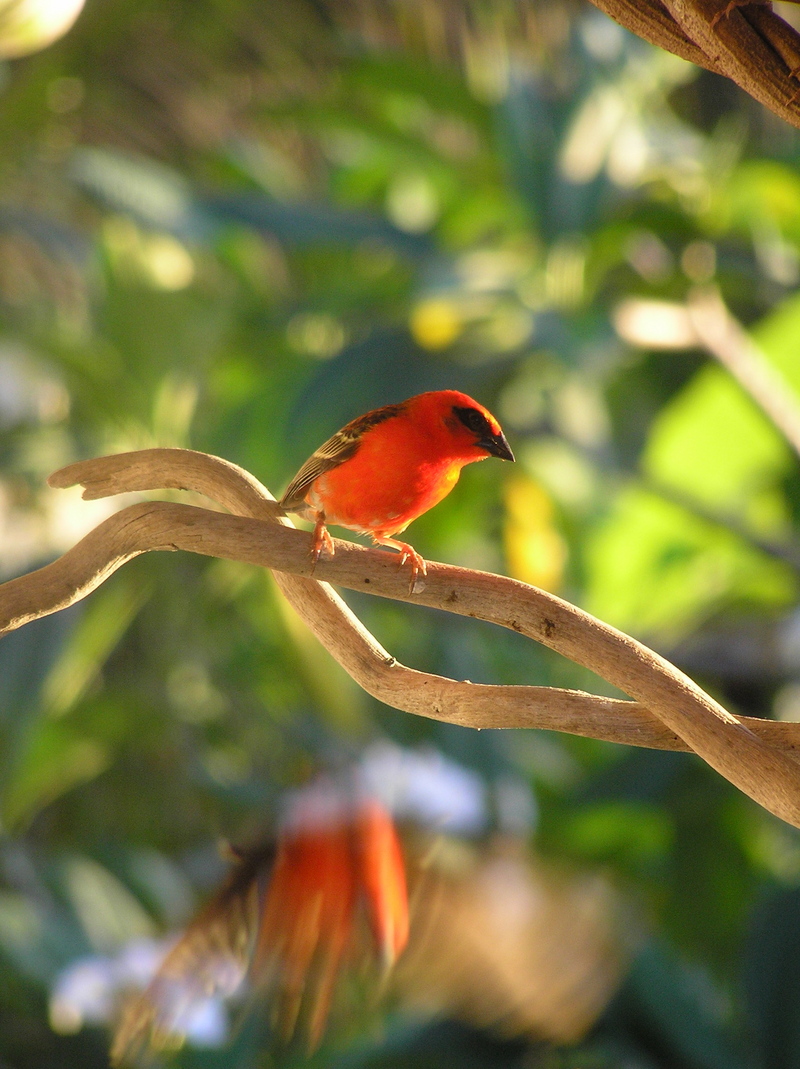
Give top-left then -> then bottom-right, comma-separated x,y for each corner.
2,449 -> 800,825
589,0 -> 800,131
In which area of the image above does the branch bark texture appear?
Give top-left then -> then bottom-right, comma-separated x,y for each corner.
589,0 -> 800,131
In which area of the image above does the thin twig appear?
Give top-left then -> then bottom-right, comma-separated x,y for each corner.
687,285 -> 800,462
614,290 -> 800,567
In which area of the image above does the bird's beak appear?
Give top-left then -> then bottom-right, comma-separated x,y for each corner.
479,431 -> 515,462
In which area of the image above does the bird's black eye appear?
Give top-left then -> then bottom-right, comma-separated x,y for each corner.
453,405 -> 492,437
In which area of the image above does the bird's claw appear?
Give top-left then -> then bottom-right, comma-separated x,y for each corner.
370,536 -> 426,593
310,517 -> 334,572
396,545 -> 427,594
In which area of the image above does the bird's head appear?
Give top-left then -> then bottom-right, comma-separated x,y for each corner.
410,390 -> 515,464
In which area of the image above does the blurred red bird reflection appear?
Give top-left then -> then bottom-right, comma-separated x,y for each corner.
111,781 -> 408,1064
109,749 -> 629,1065
251,783 -> 408,1047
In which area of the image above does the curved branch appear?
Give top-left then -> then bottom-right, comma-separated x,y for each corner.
0,449 -> 799,825
0,498 -> 682,746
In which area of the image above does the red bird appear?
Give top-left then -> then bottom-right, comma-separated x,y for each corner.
280,390 -> 514,586
110,786 -> 409,1060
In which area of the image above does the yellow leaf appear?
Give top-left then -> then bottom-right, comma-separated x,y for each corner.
504,475 -> 567,591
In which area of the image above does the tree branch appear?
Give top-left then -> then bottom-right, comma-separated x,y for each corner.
587,0 -> 800,131
2,449 -> 800,823
588,0 -> 723,72
687,285 -> 800,463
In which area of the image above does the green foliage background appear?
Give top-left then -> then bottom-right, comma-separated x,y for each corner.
4,0 -> 800,1065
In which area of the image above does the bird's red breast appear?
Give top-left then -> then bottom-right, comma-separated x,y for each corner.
281,390 -> 513,539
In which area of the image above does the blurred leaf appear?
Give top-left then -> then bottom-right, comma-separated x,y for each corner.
0,606 -> 83,826
710,161 -> 800,243
207,192 -> 433,255
613,943 -> 750,1069
584,287 -> 800,636
558,800 -> 673,873
60,854 -> 156,952
584,486 -> 795,636
71,147 -> 432,255
69,149 -> 213,242
503,473 -> 567,590
644,364 -> 790,512
0,603 -> 80,726
743,886 -> 800,1069
1,720 -> 111,830
0,576 -> 147,828
41,570 -> 150,717
333,1019 -> 529,1069
752,289 -> 800,390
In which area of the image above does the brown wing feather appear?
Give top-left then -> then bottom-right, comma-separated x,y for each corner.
111,845 -> 272,1066
280,402 -> 405,512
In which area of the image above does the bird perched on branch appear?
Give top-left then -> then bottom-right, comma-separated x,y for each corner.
280,390 -> 515,587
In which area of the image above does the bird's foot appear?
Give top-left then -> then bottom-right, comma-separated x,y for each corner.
310,515 -> 334,571
372,537 -> 427,594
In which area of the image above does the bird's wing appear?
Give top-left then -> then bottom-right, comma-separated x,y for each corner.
111,844 -> 272,1066
280,402 -> 405,512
